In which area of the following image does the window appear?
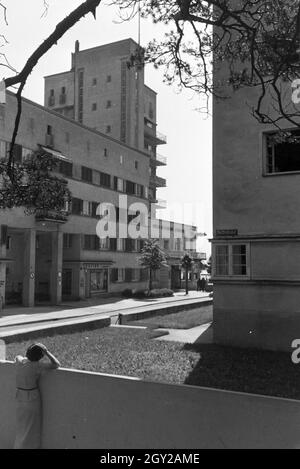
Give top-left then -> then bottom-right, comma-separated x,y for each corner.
92,78 -> 97,86
81,166 -> 92,183
91,202 -> 99,218
117,239 -> 125,251
92,103 -> 97,111
47,125 -> 52,135
59,87 -> 66,105
48,90 -> 55,106
136,184 -> 144,198
215,245 -> 229,276
100,172 -> 111,188
82,200 -> 90,216
135,161 -> 138,170
106,125 -> 111,134
63,234 -> 73,249
99,237 -> 110,250
59,161 -> 73,177
163,239 -> 169,250
265,130 -> 300,174
84,235 -> 99,250
120,155 -> 123,165
109,238 -> 117,251
72,198 -> 83,215
126,180 -> 136,195
214,244 -> 249,277
106,100 -> 111,109
106,75 -> 112,83
6,236 -> 11,250
125,268 -> 132,282
232,245 -> 247,275
117,178 -> 124,192
110,268 -> 119,283
104,148 -> 108,157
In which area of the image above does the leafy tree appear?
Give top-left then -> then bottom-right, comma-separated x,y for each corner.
118,0 -> 300,131
181,253 -> 193,295
0,149 -> 71,214
138,239 -> 168,290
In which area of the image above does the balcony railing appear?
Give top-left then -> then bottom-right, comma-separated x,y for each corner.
150,152 -> 167,166
144,126 -> 167,145
151,175 -> 167,187
35,209 -> 68,224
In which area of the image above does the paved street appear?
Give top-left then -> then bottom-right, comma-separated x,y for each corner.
0,291 -> 212,337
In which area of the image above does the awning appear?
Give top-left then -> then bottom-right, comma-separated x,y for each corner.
40,145 -> 71,162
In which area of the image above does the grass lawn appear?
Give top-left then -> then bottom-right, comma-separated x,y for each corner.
5,325 -> 300,400
5,327 -> 200,384
130,305 -> 213,329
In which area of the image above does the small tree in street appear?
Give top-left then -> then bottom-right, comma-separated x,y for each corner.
138,239 -> 168,291
181,254 -> 193,295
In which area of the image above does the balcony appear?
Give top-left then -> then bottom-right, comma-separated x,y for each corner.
144,125 -> 167,145
35,209 -> 68,224
150,175 -> 167,187
150,152 -> 167,166
155,198 -> 167,209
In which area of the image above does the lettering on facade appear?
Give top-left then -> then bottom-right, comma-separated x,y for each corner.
83,263 -> 107,270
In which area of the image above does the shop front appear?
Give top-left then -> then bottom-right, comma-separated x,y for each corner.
83,262 -> 113,298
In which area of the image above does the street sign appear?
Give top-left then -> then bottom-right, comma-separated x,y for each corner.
216,229 -> 238,237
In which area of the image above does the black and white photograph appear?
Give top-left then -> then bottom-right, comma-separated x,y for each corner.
0,0 -> 299,454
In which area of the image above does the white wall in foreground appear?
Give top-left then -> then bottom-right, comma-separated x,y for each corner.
1,361 -> 300,449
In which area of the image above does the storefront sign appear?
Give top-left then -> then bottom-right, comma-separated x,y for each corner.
83,263 -> 107,270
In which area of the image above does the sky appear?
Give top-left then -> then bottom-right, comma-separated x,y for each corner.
0,0 -> 212,255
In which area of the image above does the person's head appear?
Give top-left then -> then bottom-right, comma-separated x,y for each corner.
26,344 -> 44,362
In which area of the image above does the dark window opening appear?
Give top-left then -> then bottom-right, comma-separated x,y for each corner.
100,172 -> 111,188
266,130 -> 300,173
81,166 -> 93,183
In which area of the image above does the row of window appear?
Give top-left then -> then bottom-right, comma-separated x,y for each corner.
110,268 -> 149,283
0,140 -> 148,201
63,233 -> 146,253
92,100 -> 112,111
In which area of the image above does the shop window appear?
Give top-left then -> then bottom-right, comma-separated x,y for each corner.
90,270 -> 108,292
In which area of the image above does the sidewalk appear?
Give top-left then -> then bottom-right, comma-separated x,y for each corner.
0,291 -> 211,329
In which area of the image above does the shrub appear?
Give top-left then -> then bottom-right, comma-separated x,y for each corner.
132,289 -> 148,298
122,288 -> 133,298
148,288 -> 174,298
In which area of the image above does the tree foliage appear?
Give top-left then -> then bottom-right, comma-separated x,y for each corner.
0,149 -> 71,213
118,0 -> 300,130
138,239 -> 168,289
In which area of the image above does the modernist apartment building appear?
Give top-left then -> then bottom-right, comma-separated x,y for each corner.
44,38 -> 167,209
212,62 -> 300,350
0,39 -> 199,307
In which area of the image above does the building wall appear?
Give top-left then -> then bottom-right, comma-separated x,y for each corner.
212,61 -> 300,350
1,361 -> 300,449
45,39 -> 146,151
